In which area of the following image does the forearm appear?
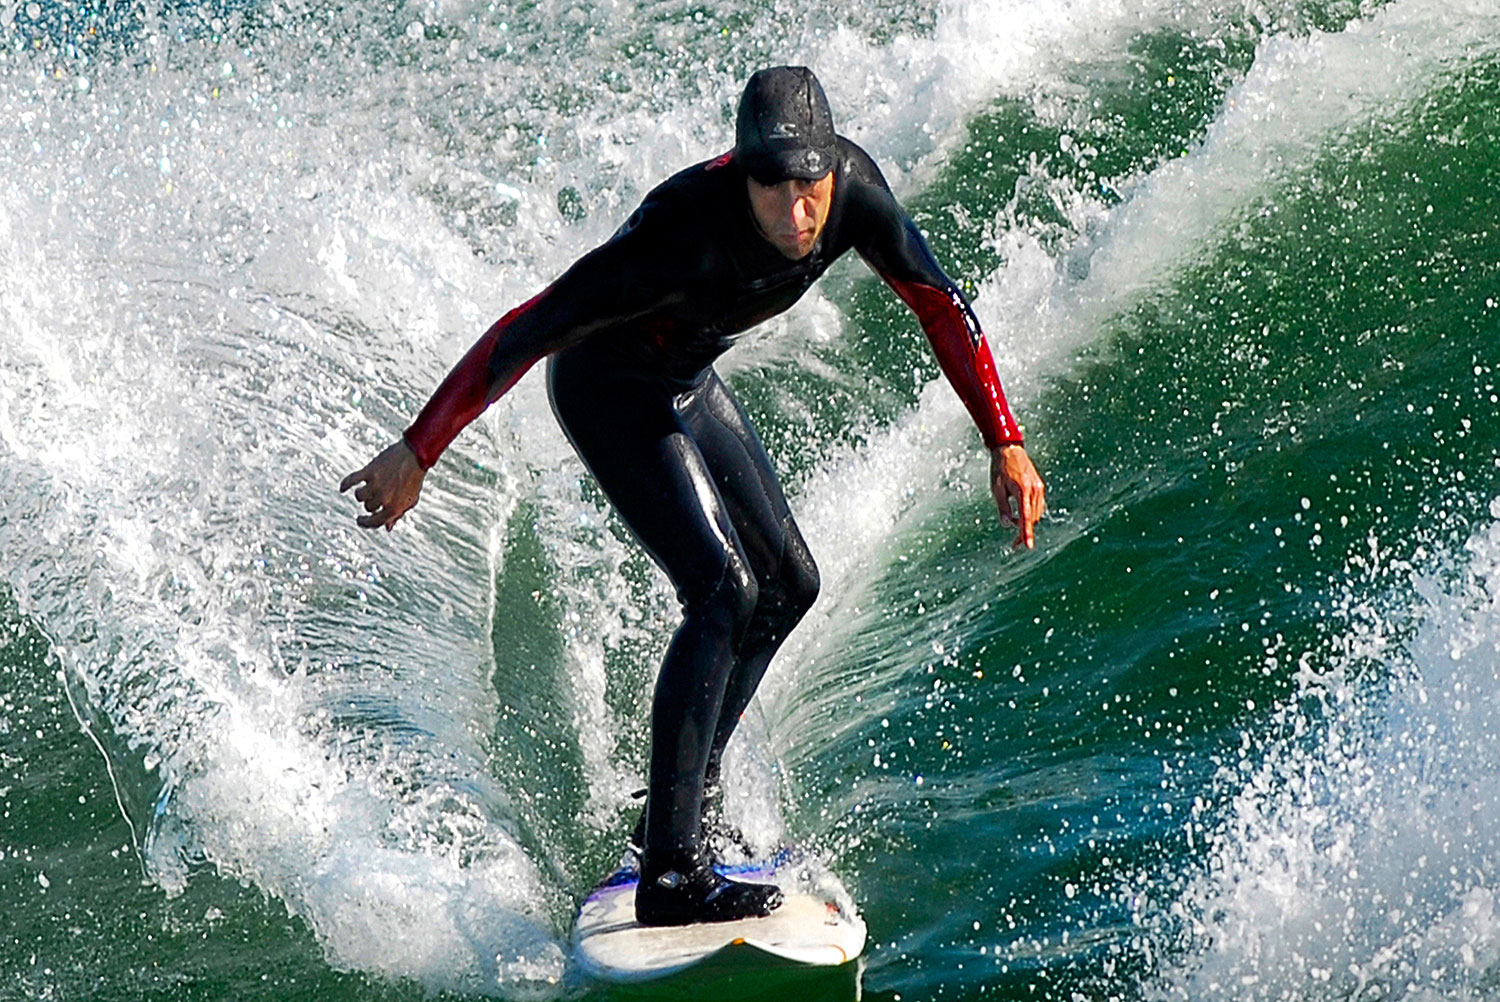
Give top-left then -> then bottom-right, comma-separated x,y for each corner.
403,289 -> 551,469
882,275 -> 1023,449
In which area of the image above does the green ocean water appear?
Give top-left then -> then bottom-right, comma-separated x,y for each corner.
3,0 -> 1500,999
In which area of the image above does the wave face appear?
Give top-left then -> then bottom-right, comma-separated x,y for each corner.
2,0 -> 1499,998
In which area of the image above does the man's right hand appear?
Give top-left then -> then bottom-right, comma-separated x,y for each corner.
340,439 -> 426,531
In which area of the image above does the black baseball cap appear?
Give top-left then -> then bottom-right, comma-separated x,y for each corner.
734,66 -> 837,185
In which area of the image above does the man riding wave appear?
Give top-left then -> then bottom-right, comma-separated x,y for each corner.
341,66 -> 1045,927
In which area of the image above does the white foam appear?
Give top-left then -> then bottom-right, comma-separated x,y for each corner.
1,26 -> 560,990
1148,502 -> 1500,1000
1055,0 -> 1500,333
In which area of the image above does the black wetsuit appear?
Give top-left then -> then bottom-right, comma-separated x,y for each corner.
403,137 -> 1023,860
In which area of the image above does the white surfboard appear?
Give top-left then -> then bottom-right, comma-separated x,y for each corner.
572,850 -> 865,985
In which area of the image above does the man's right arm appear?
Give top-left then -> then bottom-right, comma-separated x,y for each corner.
403,205 -> 685,469
399,284 -> 555,471
340,196 -> 688,529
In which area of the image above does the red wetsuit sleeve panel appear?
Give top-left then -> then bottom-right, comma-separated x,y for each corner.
402,289 -> 548,470
881,275 -> 1023,450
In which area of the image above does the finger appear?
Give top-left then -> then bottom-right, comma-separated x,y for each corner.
356,508 -> 389,529
1031,483 -> 1047,523
354,484 -> 385,513
339,466 -> 369,493
1017,482 -> 1035,529
1014,486 -> 1035,550
996,483 -> 1017,526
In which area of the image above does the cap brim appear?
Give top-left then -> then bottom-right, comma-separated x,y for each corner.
743,147 -> 835,185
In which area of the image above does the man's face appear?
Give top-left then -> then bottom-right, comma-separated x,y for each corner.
746,172 -> 835,260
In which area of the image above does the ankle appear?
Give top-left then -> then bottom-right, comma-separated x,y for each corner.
640,845 -> 703,882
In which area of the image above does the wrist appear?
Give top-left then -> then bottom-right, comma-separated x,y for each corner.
400,432 -> 437,471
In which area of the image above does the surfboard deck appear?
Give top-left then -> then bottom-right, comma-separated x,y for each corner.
572,850 -> 865,986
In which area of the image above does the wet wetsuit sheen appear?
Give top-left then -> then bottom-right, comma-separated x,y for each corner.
404,137 -> 1023,856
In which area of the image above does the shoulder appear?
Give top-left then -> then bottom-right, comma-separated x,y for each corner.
837,136 -> 895,194
580,152 -> 736,289
638,151 -> 738,216
835,136 -> 904,228
832,136 -> 908,251
606,151 -> 736,247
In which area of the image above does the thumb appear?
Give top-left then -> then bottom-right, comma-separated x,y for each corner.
339,465 -> 369,493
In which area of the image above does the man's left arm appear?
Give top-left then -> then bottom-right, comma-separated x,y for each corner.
856,191 -> 1046,548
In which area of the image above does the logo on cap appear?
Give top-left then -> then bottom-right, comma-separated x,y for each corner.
769,122 -> 800,140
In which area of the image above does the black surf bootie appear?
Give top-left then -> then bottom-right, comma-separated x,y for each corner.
634,848 -> 783,927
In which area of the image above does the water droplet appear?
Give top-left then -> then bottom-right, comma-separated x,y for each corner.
556,186 -> 585,223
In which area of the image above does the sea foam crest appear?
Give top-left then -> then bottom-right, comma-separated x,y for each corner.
1151,502 -> 1500,1000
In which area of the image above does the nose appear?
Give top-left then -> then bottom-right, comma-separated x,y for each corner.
790,195 -> 811,228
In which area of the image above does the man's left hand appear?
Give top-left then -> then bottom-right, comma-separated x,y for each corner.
990,444 -> 1046,550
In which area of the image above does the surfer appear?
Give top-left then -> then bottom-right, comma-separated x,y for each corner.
340,66 -> 1045,927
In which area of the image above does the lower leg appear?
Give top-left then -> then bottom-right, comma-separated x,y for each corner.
642,563 -> 755,854
705,526 -> 820,787
635,561 -> 783,925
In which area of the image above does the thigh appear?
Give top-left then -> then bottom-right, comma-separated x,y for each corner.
678,371 -> 803,581
547,350 -> 738,598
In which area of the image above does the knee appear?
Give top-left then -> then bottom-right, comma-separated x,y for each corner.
689,548 -> 760,637
780,532 -> 820,619
749,542 -> 818,637
782,552 -> 819,620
